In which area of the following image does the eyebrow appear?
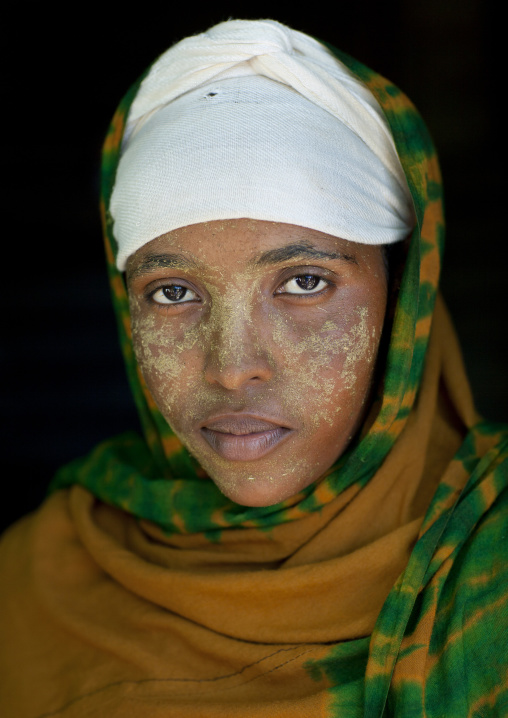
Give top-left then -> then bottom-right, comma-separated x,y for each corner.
127,253 -> 199,281
251,242 -> 358,266
127,241 -> 358,281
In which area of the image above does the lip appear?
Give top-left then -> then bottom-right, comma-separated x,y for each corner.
199,414 -> 293,461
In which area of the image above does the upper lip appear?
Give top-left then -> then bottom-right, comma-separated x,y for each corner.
200,413 -> 291,435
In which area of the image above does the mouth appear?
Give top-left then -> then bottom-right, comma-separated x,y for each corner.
199,414 -> 293,461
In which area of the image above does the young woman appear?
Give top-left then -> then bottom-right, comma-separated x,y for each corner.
1,19 -> 506,718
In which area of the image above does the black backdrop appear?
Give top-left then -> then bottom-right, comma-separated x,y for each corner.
3,2 -> 506,532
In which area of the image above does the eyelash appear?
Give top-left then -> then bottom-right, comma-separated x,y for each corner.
149,285 -> 198,306
147,272 -> 333,306
275,274 -> 331,297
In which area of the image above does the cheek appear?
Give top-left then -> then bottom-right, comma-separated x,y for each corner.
129,289 -> 385,447
130,306 -> 203,419
270,303 -> 383,431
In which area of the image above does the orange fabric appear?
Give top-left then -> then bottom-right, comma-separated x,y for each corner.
0,299 -> 476,717
2,33 -> 505,717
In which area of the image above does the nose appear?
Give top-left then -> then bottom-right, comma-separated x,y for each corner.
203,306 -> 273,390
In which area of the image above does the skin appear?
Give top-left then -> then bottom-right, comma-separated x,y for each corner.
126,219 -> 388,507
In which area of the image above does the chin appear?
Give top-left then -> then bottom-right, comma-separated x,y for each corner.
211,471 -> 315,507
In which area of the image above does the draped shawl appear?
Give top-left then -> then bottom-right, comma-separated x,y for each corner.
0,40 -> 506,718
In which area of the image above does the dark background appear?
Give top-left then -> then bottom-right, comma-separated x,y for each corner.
2,1 -> 506,532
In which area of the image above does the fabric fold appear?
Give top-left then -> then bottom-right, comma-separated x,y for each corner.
1,20 -> 506,718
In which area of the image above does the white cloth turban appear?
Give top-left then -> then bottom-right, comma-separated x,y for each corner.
110,19 -> 415,270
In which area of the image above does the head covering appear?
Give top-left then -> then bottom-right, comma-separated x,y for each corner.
1,20 -> 506,718
110,19 -> 415,270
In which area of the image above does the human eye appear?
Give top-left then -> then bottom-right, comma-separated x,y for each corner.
278,274 -> 331,295
150,284 -> 198,305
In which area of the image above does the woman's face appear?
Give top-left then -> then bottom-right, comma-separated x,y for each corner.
127,219 -> 388,506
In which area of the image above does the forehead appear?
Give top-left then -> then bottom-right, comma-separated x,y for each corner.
125,219 -> 384,280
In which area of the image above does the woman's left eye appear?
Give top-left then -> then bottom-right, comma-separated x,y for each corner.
279,275 -> 329,295
150,285 -> 198,305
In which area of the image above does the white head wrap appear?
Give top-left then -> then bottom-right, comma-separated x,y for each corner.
110,19 -> 415,270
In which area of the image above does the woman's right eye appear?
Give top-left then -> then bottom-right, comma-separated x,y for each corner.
150,285 -> 198,305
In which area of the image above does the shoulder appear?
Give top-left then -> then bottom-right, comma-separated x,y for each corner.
387,464 -> 507,717
427,479 -> 507,715
0,489 -> 84,646
0,488 -> 112,717
0,488 -> 76,572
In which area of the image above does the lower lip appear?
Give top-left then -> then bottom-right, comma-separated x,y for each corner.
200,427 -> 291,461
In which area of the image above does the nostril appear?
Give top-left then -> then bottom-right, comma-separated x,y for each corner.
203,359 -> 273,390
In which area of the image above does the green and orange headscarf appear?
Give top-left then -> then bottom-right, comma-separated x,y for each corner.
13,24 -> 506,717
52,33 -> 462,533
